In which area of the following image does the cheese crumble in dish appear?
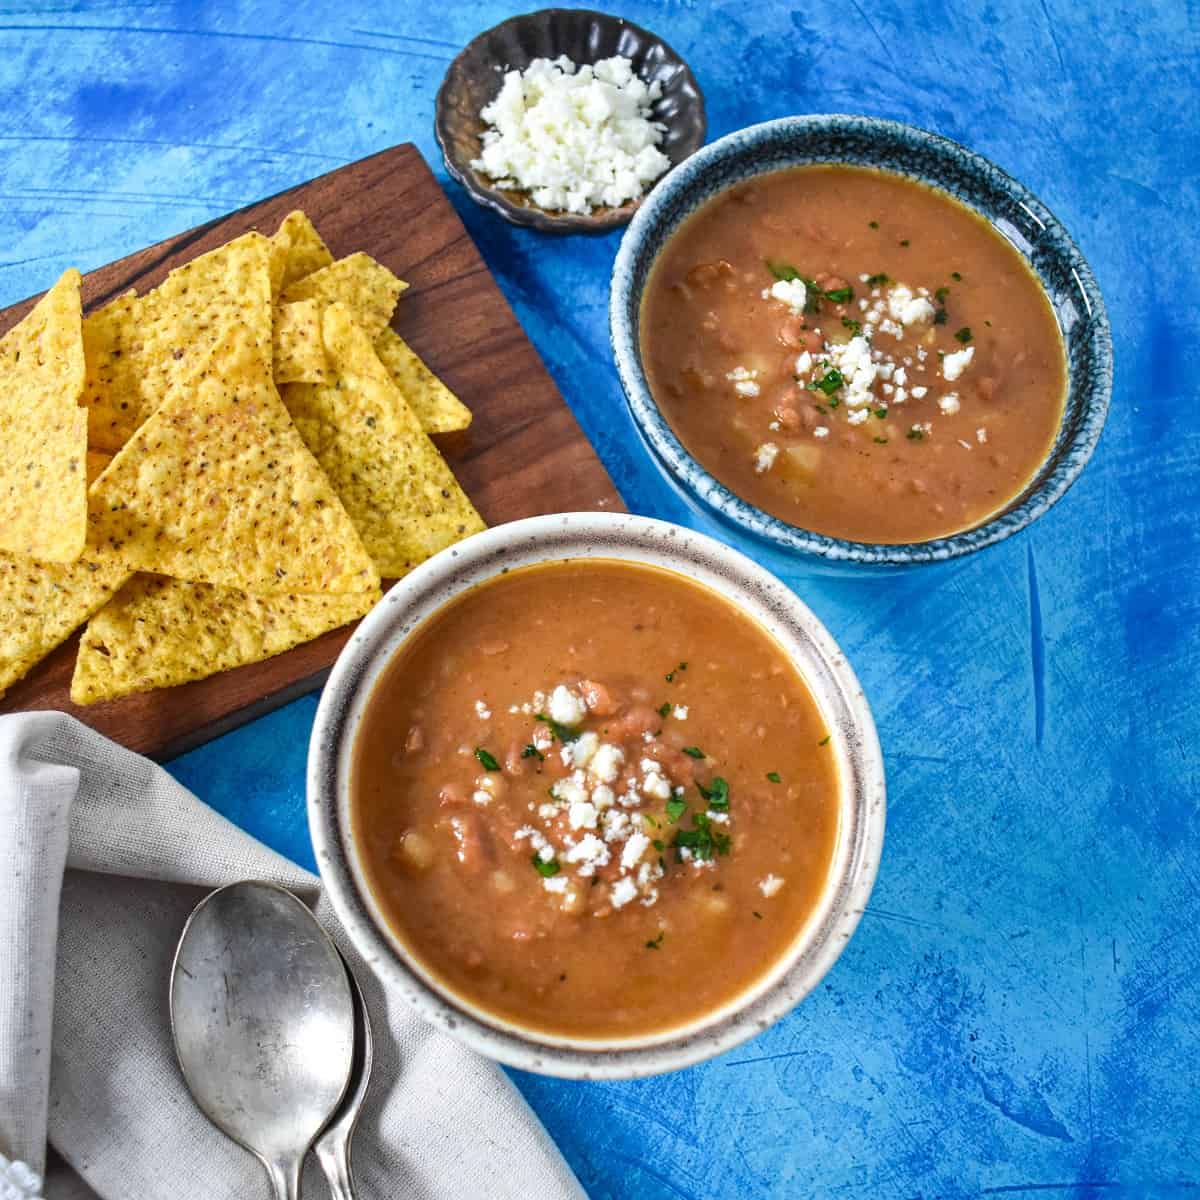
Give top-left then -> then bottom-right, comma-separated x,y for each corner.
471,55 -> 671,214
351,559 -> 840,1038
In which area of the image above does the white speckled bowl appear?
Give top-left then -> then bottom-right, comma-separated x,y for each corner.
309,513 -> 885,1078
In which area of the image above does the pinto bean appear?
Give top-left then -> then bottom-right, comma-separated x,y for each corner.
438,783 -> 465,808
602,703 -> 659,740
405,725 -> 425,754
579,679 -> 619,716
644,742 -> 696,786
686,260 -> 734,289
773,403 -> 801,431
777,316 -> 806,348
504,740 -> 530,776
445,811 -> 492,874
804,329 -> 824,354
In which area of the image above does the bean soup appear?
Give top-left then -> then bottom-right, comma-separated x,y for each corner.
640,165 -> 1067,543
351,560 -> 840,1039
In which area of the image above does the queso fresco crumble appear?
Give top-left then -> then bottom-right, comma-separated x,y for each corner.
350,560 -> 841,1038
471,54 -> 671,215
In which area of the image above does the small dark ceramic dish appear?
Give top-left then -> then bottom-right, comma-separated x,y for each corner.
435,8 -> 706,234
610,115 -> 1114,570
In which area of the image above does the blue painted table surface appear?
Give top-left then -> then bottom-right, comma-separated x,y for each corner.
3,2 -> 1196,1195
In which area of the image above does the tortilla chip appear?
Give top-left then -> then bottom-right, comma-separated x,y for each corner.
0,549 -> 130,699
273,211 -> 334,289
280,304 -> 484,578
273,300 -> 327,384
80,233 -> 275,452
266,233 -> 289,302
85,451 -> 112,486
70,574 -> 379,705
0,269 -> 88,562
280,253 -> 407,339
374,327 -> 472,434
87,323 -> 379,595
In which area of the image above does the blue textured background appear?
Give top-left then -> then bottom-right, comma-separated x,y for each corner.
4,2 -> 1197,1195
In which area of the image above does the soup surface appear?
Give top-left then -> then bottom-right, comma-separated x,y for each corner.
351,560 -> 840,1039
640,165 -> 1067,543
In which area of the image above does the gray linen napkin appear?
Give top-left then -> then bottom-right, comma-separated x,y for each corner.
0,712 -> 585,1200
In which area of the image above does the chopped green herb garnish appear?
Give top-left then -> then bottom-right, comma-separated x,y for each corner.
643,813 -> 660,829
933,308 -> 948,325
814,403 -> 827,415
985,319 -> 992,327
698,776 -> 730,812
954,326 -> 973,344
682,746 -> 705,759
868,220 -> 880,229
906,427 -> 925,441
873,436 -> 889,444
828,395 -> 841,409
474,747 -> 500,771
810,367 -> 844,396
818,734 -> 831,746
866,272 -> 889,287
841,316 -> 862,334
658,701 -> 671,718
664,661 -> 688,683
951,271 -> 963,281
753,910 -> 763,919
934,286 -> 950,303
652,838 -> 665,851
645,931 -> 665,950
874,407 -> 888,419
521,743 -> 544,762
532,854 -> 560,878
899,239 -> 910,247
823,285 -> 853,304
666,795 -> 688,824
766,259 -> 800,282
674,811 -> 732,862
766,771 -> 782,783
535,713 -> 579,743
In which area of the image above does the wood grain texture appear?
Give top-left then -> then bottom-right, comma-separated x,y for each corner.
0,143 -> 623,759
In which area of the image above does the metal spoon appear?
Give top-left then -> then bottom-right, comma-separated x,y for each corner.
170,880 -> 355,1200
314,956 -> 374,1199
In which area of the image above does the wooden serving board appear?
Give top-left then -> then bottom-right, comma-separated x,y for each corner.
0,143 -> 623,759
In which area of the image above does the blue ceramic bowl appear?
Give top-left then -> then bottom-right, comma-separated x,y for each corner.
610,115 -> 1113,569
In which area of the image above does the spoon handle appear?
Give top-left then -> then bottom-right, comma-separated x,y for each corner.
263,1156 -> 303,1200
315,1138 -> 357,1200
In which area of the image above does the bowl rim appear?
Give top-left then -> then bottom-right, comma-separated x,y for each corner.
610,113 -> 1114,565
434,7 -> 707,234
308,512 -> 886,1079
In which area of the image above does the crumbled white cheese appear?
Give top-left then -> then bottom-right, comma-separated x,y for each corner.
568,799 -> 599,830
673,705 -> 689,720
566,730 -> 599,769
602,809 -> 630,842
543,876 -> 569,894
641,771 -> 672,801
846,407 -> 870,426
548,684 -> 586,727
565,833 -> 610,875
910,385 -> 928,399
471,55 -> 669,214
472,789 -> 492,806
590,743 -> 624,783
942,346 -> 975,381
550,774 -> 588,806
591,783 -> 615,809
825,335 -> 877,407
814,426 -> 830,439
474,699 -> 492,720
769,277 -> 808,315
795,350 -> 813,376
611,877 -> 639,908
938,392 -> 961,415
977,427 -> 989,443
753,442 -> 779,474
621,831 -> 651,871
727,365 -> 761,397
758,874 -> 785,897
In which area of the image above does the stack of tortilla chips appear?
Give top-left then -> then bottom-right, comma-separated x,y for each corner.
0,212 -> 483,705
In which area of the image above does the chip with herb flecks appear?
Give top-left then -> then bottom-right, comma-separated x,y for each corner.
279,303 -> 484,579
273,210 -> 334,290
280,252 -> 407,340
374,327 -> 472,434
70,574 -> 379,705
273,299 -> 328,384
87,321 -> 379,595
0,268 -> 87,562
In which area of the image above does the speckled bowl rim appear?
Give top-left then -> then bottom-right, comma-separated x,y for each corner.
610,114 -> 1114,566
308,513 -> 886,1079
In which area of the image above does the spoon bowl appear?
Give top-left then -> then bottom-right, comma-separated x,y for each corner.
170,881 -> 356,1199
